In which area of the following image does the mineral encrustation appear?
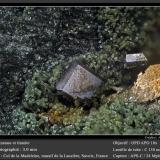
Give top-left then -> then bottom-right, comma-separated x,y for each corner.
132,64 -> 160,102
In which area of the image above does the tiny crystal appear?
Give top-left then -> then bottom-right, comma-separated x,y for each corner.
56,62 -> 102,99
126,53 -> 147,63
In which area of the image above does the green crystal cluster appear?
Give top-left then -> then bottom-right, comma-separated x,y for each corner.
12,108 -> 41,134
23,65 -> 63,112
12,105 -> 86,135
83,97 -> 160,135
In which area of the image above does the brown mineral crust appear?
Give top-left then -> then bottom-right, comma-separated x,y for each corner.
132,64 -> 160,102
39,105 -> 84,125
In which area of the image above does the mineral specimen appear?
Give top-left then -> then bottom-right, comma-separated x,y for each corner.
6,7 -> 160,135
126,53 -> 147,63
132,64 -> 160,102
39,103 -> 85,126
56,62 -> 103,99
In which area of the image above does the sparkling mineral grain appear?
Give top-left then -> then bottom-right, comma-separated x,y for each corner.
56,62 -> 102,99
126,53 -> 147,63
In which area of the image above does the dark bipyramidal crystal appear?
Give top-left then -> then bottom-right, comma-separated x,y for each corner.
56,62 -> 102,99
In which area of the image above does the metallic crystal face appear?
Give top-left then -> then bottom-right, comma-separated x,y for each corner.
56,62 -> 102,99
126,53 -> 147,63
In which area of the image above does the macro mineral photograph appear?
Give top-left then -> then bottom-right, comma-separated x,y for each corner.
1,7 -> 160,135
